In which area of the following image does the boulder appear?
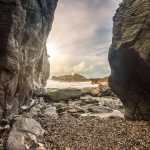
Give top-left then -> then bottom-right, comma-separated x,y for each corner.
44,88 -> 81,102
109,0 -> 150,120
6,117 -> 45,150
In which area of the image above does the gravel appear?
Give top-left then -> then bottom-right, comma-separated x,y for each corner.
36,114 -> 150,150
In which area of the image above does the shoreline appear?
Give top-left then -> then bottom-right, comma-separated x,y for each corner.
46,80 -> 99,89
1,85 -> 149,150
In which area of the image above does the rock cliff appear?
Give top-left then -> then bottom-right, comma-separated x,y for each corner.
0,0 -> 58,119
109,0 -> 150,120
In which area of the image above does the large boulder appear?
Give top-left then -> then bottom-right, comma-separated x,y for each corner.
109,0 -> 150,120
0,0 -> 58,119
44,88 -> 81,102
6,117 -> 45,150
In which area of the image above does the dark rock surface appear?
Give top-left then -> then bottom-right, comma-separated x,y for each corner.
0,0 -> 58,119
109,0 -> 150,120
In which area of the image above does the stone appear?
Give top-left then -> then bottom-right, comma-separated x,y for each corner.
87,105 -> 112,113
109,0 -> 150,120
28,98 -> 46,116
44,106 -> 58,118
67,108 -> 78,113
6,117 -> 45,150
80,87 -> 96,96
80,95 -> 99,105
53,102 -> 68,113
99,87 -> 115,97
13,117 -> 45,136
80,96 -> 123,110
91,88 -> 101,97
98,97 -> 123,110
29,106 -> 41,116
91,84 -> 115,97
44,88 -> 81,102
0,0 -> 58,119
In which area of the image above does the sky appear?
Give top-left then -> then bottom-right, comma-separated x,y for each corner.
46,0 -> 122,78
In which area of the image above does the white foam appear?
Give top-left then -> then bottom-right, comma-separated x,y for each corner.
46,80 -> 98,89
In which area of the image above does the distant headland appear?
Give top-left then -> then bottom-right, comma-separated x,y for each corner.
51,74 -> 108,85
51,74 -> 88,82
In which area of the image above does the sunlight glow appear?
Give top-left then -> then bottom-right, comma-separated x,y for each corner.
112,0 -> 122,5
47,43 -> 59,57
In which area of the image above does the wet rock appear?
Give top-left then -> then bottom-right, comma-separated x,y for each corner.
53,102 -> 68,113
109,0 -> 150,120
80,96 -> 99,105
75,106 -> 90,113
79,96 -> 123,111
44,88 -> 81,102
98,97 -> 123,110
80,110 -> 124,119
6,117 -> 45,150
87,105 -> 112,113
44,106 -> 58,118
67,108 -> 78,113
91,85 -> 115,97
68,100 -> 83,106
80,87 -> 96,96
99,88 -> 115,97
29,107 -> 41,116
91,88 -> 101,97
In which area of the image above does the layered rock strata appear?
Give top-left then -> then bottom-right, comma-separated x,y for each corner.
109,0 -> 150,120
0,0 -> 58,119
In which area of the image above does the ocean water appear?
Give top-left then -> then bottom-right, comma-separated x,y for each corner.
46,80 -> 98,89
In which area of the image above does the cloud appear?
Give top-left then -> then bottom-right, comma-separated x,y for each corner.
47,0 -> 121,78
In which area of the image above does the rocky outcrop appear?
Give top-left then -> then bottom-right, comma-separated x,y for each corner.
0,0 -> 58,119
109,0 -> 150,120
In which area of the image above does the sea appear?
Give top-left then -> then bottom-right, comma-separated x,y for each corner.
46,80 -> 98,89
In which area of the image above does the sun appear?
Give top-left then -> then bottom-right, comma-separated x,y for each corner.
46,42 -> 59,57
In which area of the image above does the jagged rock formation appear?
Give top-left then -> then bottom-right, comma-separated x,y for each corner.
0,0 -> 58,119
109,0 -> 150,120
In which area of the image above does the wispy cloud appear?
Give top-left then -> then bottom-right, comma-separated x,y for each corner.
47,0 -> 122,78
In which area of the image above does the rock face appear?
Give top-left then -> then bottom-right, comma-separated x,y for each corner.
109,0 -> 150,120
0,0 -> 58,119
